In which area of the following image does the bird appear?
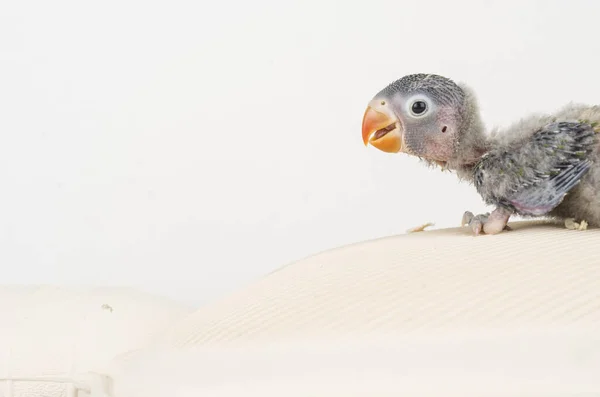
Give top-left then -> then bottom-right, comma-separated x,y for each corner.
361,73 -> 600,235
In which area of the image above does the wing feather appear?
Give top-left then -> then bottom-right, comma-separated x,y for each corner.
474,121 -> 596,216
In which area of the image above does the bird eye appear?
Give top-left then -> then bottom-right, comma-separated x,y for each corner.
410,100 -> 428,116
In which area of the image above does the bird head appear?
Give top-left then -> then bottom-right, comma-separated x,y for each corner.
361,74 -> 469,164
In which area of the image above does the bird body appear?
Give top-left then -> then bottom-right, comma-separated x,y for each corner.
475,105 -> 600,222
361,74 -> 600,235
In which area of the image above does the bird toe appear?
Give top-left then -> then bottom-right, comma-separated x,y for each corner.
461,211 -> 474,227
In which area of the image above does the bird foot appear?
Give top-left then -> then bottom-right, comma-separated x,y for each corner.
461,209 -> 511,236
461,211 -> 489,235
564,218 -> 588,231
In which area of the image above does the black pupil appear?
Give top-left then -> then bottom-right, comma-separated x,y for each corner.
412,101 -> 427,114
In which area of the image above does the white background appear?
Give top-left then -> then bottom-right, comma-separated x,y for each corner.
0,0 -> 598,306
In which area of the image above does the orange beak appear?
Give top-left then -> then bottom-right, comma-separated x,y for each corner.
361,102 -> 403,153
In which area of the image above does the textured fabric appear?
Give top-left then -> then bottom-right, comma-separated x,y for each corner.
106,220 -> 600,396
109,332 -> 600,397
158,220 -> 600,348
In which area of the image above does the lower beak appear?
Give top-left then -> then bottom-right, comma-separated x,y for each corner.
361,104 -> 403,153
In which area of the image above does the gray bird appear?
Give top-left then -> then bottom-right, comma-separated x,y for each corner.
361,73 -> 600,235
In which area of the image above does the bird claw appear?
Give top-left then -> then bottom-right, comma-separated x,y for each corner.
461,209 -> 510,236
461,211 -> 474,227
564,218 -> 588,231
461,211 -> 490,235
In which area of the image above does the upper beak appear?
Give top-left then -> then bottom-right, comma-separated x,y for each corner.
361,100 -> 403,153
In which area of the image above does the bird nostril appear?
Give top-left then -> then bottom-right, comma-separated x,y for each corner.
442,126 -> 448,133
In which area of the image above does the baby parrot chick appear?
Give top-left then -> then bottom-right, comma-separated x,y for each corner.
361,74 -> 600,235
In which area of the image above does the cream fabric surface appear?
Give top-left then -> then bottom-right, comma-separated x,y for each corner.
0,285 -> 192,397
108,220 -> 600,396
159,220 -> 600,347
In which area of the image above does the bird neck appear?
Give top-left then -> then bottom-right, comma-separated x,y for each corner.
437,84 -> 488,179
447,107 -> 489,180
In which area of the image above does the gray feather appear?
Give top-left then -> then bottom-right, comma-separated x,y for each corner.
504,159 -> 591,215
474,121 -> 597,216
